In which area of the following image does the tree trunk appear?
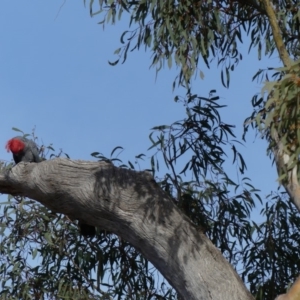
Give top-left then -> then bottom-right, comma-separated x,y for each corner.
0,158 -> 253,300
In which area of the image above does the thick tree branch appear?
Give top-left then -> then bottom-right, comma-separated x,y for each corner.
275,275 -> 300,300
272,130 -> 300,211
0,158 -> 253,300
260,0 -> 291,67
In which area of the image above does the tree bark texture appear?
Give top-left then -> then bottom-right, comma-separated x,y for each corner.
0,159 -> 254,300
272,130 -> 300,212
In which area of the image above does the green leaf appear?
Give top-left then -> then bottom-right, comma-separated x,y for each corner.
108,59 -> 119,66
114,47 -> 121,55
12,127 -> 24,134
110,146 -> 124,157
128,160 -> 135,169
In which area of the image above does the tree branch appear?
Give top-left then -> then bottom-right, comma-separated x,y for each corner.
260,0 -> 291,67
275,275 -> 300,300
0,158 -> 253,300
272,130 -> 300,211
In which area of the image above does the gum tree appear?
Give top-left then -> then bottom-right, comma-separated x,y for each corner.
0,0 -> 300,299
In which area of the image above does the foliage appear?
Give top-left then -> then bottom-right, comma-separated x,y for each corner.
0,195 -> 175,299
241,192 -> 300,300
1,0 -> 300,299
87,0 -> 299,88
244,60 -> 300,182
147,91 -> 256,261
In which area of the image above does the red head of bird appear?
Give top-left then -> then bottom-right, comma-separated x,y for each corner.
5,138 -> 25,154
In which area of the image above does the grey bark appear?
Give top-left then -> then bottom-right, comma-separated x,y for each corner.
0,158 -> 253,300
272,129 -> 300,212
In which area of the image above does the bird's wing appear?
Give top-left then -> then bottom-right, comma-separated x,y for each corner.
27,140 -> 41,162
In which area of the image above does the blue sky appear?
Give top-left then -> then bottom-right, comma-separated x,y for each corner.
0,1 -> 280,204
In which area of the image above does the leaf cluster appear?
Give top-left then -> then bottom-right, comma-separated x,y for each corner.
241,192 -> 300,300
245,60 -> 300,182
0,193 -> 175,300
87,0 -> 299,87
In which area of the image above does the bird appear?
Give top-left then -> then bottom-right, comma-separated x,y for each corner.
5,136 -> 41,164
